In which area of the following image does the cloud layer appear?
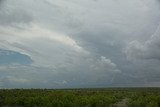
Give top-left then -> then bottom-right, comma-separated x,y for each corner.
0,0 -> 160,88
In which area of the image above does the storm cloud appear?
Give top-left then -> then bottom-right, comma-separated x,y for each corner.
0,0 -> 160,88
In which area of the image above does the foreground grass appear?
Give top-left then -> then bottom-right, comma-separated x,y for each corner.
0,88 -> 159,107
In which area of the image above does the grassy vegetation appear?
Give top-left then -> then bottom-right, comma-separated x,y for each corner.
0,88 -> 159,107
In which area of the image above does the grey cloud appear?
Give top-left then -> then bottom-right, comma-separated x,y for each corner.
124,25 -> 160,86
126,25 -> 160,61
0,0 -> 160,88
0,0 -> 4,6
0,0 -> 33,26
0,55 -> 121,88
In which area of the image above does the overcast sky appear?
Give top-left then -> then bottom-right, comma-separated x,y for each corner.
0,0 -> 160,88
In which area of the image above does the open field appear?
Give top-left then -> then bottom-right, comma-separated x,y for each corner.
0,88 -> 160,107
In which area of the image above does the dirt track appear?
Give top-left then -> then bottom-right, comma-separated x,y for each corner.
113,98 -> 128,107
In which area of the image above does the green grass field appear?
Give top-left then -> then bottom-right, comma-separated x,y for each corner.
0,88 -> 160,107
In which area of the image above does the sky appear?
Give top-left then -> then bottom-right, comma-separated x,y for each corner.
0,0 -> 160,88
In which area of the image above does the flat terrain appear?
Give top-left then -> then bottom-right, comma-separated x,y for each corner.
0,88 -> 160,107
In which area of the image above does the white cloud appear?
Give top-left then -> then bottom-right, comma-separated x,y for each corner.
90,56 -> 120,73
0,24 -> 89,67
5,76 -> 30,84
